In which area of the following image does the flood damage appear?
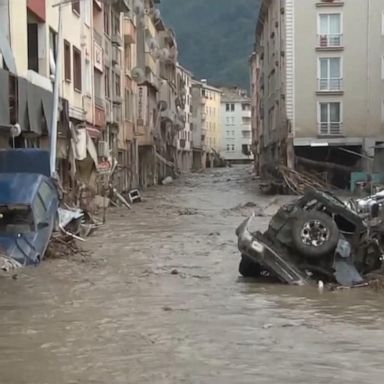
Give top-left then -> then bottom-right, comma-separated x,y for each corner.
237,189 -> 384,287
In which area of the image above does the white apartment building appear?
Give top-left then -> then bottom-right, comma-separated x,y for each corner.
220,87 -> 253,163
176,64 -> 193,172
253,0 -> 384,188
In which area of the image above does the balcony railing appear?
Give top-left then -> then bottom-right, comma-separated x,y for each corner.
318,122 -> 343,136
317,34 -> 343,48
318,78 -> 343,91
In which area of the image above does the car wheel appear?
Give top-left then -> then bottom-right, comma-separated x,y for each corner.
239,255 -> 263,277
291,211 -> 339,259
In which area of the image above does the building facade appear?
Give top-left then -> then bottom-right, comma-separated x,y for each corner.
252,0 -> 384,187
220,87 -> 253,163
176,64 -> 193,172
201,80 -> 222,157
0,0 -> 197,199
191,80 -> 207,170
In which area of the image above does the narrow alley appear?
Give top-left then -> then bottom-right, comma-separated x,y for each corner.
0,167 -> 384,383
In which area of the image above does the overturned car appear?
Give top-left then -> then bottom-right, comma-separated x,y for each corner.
236,190 -> 384,286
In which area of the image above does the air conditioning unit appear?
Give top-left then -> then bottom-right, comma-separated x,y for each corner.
98,141 -> 109,158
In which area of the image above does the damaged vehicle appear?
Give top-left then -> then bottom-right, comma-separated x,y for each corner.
0,149 -> 59,267
236,190 -> 384,286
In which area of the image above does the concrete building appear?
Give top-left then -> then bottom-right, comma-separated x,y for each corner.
252,0 -> 384,188
220,87 -> 253,163
176,64 -> 193,172
191,80 -> 207,170
201,81 -> 222,159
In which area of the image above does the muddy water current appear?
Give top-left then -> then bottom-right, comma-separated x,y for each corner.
0,166 -> 384,383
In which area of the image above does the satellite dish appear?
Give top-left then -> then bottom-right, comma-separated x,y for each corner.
131,67 -> 145,83
152,9 -> 161,20
10,123 -> 21,138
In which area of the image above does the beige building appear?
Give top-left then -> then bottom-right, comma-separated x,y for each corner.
201,80 -> 222,154
253,0 -> 384,188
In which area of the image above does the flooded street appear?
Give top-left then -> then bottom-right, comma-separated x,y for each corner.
1,166 -> 384,383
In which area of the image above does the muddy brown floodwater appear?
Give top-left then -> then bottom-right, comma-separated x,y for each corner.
1,166 -> 384,384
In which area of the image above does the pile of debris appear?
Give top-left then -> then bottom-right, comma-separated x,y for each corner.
259,165 -> 331,196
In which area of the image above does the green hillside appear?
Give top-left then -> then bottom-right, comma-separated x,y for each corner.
159,0 -> 260,89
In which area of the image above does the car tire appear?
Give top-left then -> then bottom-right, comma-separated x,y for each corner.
291,211 -> 339,259
239,255 -> 263,277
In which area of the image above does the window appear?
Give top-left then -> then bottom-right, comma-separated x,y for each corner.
319,102 -> 342,135
242,103 -> 250,111
226,130 -> 230,136
83,0 -> 91,27
226,117 -> 230,124
39,182 -> 52,205
64,40 -> 71,82
112,12 -> 120,35
232,130 -> 235,136
318,14 -> 342,47
73,47 -> 82,91
94,70 -> 103,106
319,57 -> 342,90
104,5 -> 110,35
226,144 -> 230,151
105,66 -> 110,98
242,116 -> 251,125
27,23 -> 39,72
231,117 -> 235,125
269,107 -> 276,131
72,0 -> 80,15
231,104 -> 235,112
84,59 -> 91,95
115,73 -> 121,97
226,103 -> 230,112
49,28 -> 57,77
125,90 -> 133,121
232,144 -> 235,151
34,196 -> 46,225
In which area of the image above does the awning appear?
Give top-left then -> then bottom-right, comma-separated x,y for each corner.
156,152 -> 175,168
86,126 -> 102,139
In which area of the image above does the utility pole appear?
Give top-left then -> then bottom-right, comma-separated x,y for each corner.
50,2 -> 63,178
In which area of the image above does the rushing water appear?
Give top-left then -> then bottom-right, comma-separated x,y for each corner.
0,166 -> 384,384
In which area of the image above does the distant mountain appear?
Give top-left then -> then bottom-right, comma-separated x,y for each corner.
159,0 -> 260,90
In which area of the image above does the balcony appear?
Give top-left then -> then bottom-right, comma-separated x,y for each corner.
317,78 -> 343,94
318,122 -> 343,136
317,34 -> 343,50
124,17 -> 136,44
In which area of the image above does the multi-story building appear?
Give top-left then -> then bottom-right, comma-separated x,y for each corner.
250,51 -> 261,174
201,80 -> 222,158
253,0 -> 384,188
191,80 -> 207,170
220,87 -> 253,163
176,64 -> 193,172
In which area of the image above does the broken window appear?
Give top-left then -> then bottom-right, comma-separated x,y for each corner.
0,205 -> 34,233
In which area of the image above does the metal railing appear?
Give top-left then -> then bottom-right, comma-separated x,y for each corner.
318,122 -> 343,136
317,34 -> 343,48
318,78 -> 343,91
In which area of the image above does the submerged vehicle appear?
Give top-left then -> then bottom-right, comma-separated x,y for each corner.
236,190 -> 384,286
0,149 -> 59,266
